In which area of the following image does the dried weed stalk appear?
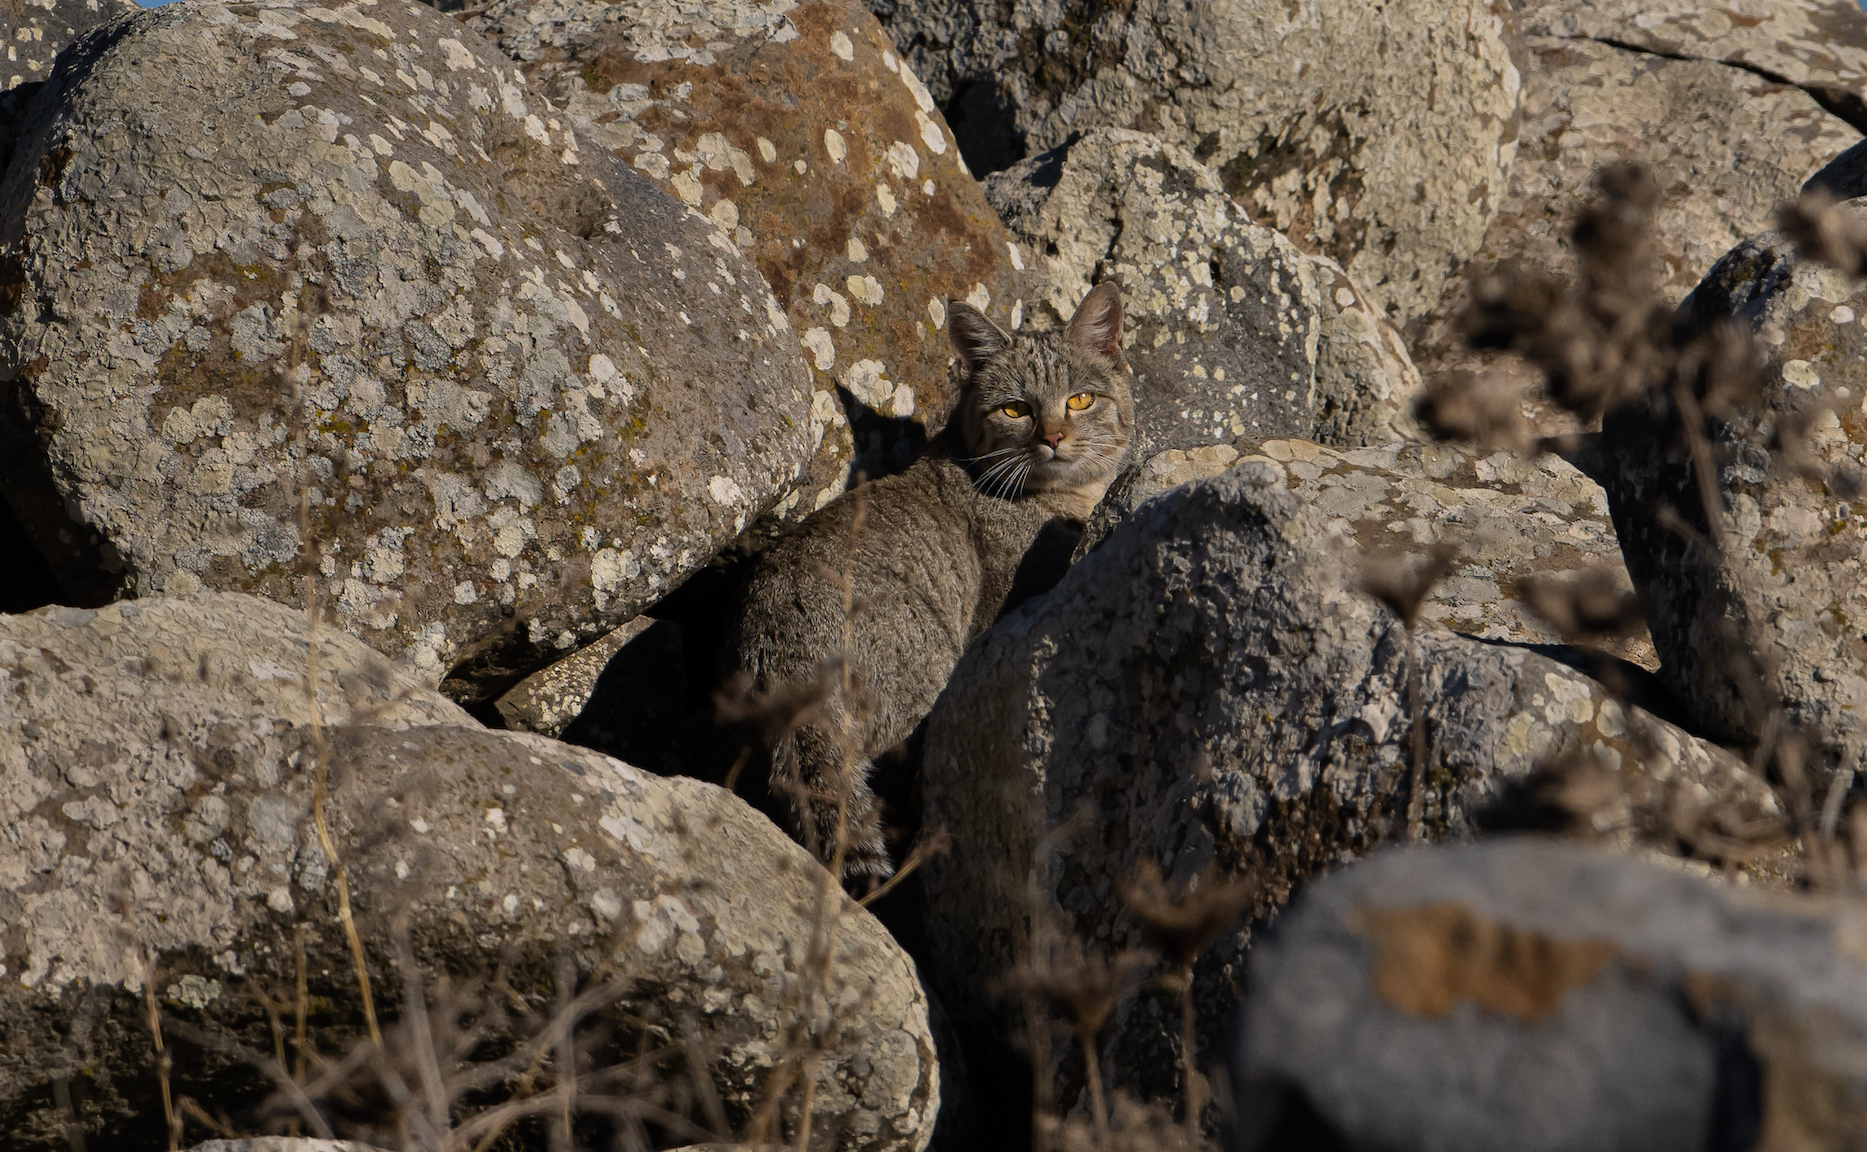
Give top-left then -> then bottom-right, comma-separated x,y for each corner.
1359,541 -> 1462,841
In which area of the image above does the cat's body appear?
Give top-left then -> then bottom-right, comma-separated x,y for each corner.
725,283 -> 1136,878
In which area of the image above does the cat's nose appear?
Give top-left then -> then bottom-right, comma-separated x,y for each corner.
1041,430 -> 1064,450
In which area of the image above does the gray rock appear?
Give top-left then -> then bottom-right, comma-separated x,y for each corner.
493,614 -> 654,737
0,605 -> 937,1149
1412,12 -> 1861,425
870,0 -> 1523,322
1102,437 -> 1651,667
984,130 -> 1420,452
187,1142 -> 387,1152
1235,838 -> 1866,1151
0,0 -> 137,90
0,0 -> 816,702
918,463 -> 1772,1119
1600,204 -> 1867,781
468,0 -> 1029,517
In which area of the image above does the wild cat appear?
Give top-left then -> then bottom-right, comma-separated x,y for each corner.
724,282 -> 1136,879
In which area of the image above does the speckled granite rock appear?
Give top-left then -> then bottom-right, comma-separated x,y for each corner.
0,610 -> 937,1149
469,0 -> 1026,513
1101,437 -> 1652,667
1601,204 -> 1867,779
1236,839 -> 1867,1151
985,130 -> 1420,451
869,0 -> 1522,322
1411,9 -> 1861,422
492,613 -> 653,736
919,463 -> 1768,1120
0,0 -> 137,90
0,0 -> 816,701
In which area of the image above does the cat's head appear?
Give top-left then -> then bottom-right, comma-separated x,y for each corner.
945,281 -> 1134,501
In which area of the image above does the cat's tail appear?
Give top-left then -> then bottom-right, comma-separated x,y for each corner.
772,722 -> 895,882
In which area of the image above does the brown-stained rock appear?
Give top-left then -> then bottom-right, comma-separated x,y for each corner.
869,0 -> 1524,323
1411,14 -> 1861,434
1236,839 -> 1867,1151
917,462 -> 1774,1124
1104,437 -> 1654,668
1601,205 -> 1867,781
985,129 -> 1422,452
0,598 -> 937,1149
0,0 -> 817,702
469,0 -> 1029,518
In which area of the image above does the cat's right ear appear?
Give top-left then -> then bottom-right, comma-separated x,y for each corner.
946,301 -> 1010,375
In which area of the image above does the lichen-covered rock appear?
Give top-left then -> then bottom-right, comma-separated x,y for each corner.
492,613 -> 652,736
1101,437 -> 1651,667
1601,207 -> 1867,778
869,0 -> 1523,322
1235,839 -> 1867,1151
1411,11 -> 1860,415
0,610 -> 937,1149
0,0 -> 137,89
0,0 -> 815,701
985,130 -> 1420,451
469,0 -> 1026,513
918,463 -> 1769,1120
188,1142 -> 387,1152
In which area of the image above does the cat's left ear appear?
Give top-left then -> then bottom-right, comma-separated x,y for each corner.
1066,281 -> 1123,361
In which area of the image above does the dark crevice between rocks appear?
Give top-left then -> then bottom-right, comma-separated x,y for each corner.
942,76 -> 1027,178
0,494 -> 60,614
1563,34 -> 1867,137
0,378 -> 129,610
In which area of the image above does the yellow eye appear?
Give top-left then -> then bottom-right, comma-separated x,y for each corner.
1001,402 -> 1031,419
1066,392 -> 1095,411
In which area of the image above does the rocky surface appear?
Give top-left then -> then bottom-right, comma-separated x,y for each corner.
188,1142 -> 387,1152
917,462 -> 1770,1120
469,0 -> 1026,514
869,0 -> 1522,323
1100,437 -> 1652,667
0,599 -> 937,1149
492,613 -> 653,736
0,0 -> 137,90
0,0 -> 816,702
1411,3 -> 1862,423
1600,204 -> 1867,782
1235,838 -> 1867,1151
985,129 -> 1420,451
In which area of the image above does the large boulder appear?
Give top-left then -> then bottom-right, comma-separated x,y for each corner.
0,0 -> 137,90
869,0 -> 1523,322
985,129 -> 1420,451
1600,204 -> 1867,780
0,0 -> 816,701
1411,1 -> 1863,424
1236,839 -> 1867,1151
918,462 -> 1772,1119
0,599 -> 937,1150
469,0 -> 1027,514
1104,437 -> 1652,667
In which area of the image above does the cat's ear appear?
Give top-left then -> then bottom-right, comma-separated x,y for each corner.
946,301 -> 1010,374
1065,281 -> 1123,360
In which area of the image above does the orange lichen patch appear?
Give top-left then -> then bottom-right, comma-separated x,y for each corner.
1356,902 -> 1617,1021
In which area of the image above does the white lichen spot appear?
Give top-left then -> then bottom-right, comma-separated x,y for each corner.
812,282 -> 852,327
884,140 -> 919,179
847,275 -> 883,305
708,475 -> 745,505
438,36 -> 476,71
1011,300 -> 1023,329
922,178 -> 936,195
710,198 -> 739,231
914,110 -> 948,155
966,283 -> 990,311
484,807 -> 507,834
1007,241 -> 1025,271
876,183 -> 897,216
829,30 -> 854,60
1783,359 -> 1821,389
756,136 -> 777,163
823,128 -> 847,164
452,580 -> 478,604
927,298 -> 945,329
847,235 -> 868,263
794,158 -> 808,175
800,326 -> 836,370
669,169 -> 705,206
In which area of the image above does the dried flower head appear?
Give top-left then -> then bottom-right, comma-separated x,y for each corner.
1521,568 -> 1648,649
1412,368 -> 1534,452
1778,190 -> 1867,277
1359,541 -> 1462,631
1118,861 -> 1258,970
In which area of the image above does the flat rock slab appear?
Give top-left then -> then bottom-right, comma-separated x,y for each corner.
872,0 -> 1522,322
471,0 -> 1026,513
492,612 -> 652,737
1412,10 -> 1860,432
1116,437 -> 1652,667
1,610 -> 936,1151
1602,204 -> 1867,776
918,462 -> 1769,1120
0,0 -> 815,700
1237,839 -> 1867,1151
986,129 -> 1420,451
